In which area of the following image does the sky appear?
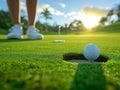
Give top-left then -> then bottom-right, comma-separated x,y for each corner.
0,0 -> 120,28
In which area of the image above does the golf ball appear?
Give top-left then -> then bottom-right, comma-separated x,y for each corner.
83,44 -> 100,61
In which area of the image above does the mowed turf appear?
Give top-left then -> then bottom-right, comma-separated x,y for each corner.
0,32 -> 120,90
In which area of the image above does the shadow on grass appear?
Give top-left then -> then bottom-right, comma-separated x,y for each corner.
70,64 -> 107,90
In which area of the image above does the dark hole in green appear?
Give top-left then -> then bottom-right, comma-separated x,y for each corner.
63,53 -> 109,62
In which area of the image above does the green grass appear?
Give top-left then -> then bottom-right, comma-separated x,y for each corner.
0,33 -> 120,90
0,22 -> 120,90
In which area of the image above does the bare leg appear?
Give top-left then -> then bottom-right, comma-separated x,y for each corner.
26,0 -> 38,26
26,0 -> 44,40
7,0 -> 21,24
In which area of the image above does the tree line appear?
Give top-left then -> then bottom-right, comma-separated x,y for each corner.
0,4 -> 120,34
0,9 -> 85,34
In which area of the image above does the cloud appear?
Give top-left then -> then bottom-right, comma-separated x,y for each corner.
37,4 -> 54,13
108,14 -> 118,22
65,12 -> 77,17
19,2 -> 64,16
53,10 -> 64,16
37,4 -> 64,16
59,3 -> 66,8
64,7 -> 110,27
65,11 -> 82,20
65,7 -> 110,20
82,7 -> 109,17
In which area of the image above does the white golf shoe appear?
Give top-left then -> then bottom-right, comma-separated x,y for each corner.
27,26 -> 44,40
7,24 -> 23,39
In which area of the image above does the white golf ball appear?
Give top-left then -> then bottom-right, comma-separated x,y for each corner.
83,44 -> 100,61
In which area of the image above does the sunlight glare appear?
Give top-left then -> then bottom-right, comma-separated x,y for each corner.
81,14 -> 101,29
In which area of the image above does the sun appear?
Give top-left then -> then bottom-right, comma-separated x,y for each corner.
81,14 -> 101,29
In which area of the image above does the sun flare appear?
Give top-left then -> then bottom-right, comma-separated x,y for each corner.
81,14 -> 101,29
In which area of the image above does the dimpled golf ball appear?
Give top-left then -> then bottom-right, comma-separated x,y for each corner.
83,44 -> 100,61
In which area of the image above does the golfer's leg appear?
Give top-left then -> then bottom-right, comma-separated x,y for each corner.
26,0 -> 38,26
7,0 -> 23,39
7,0 -> 20,24
26,0 -> 44,40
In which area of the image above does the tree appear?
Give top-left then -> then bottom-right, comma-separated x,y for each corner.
115,4 -> 120,20
41,8 -> 52,32
99,17 -> 108,26
21,10 -> 28,34
107,9 -> 114,17
0,10 -> 12,29
99,4 -> 120,26
107,4 -> 120,21
0,10 -> 13,34
69,20 -> 83,31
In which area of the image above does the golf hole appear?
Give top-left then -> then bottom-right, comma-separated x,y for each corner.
63,53 -> 109,64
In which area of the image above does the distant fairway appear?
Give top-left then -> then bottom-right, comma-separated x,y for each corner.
0,22 -> 120,90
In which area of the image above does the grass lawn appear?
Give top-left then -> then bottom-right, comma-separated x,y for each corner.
0,33 -> 120,90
